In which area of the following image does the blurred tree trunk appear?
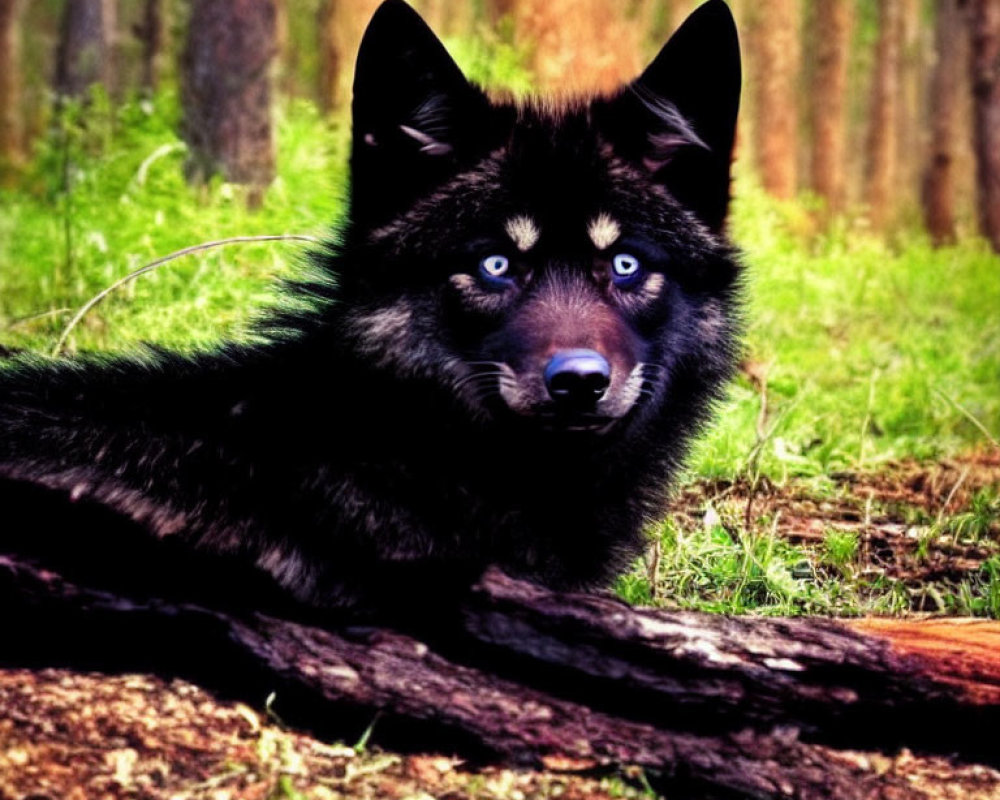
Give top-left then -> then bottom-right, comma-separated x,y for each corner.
318,0 -> 382,114
273,0 -> 295,98
745,0 -> 801,199
317,0 -> 337,114
663,0 -> 696,35
864,0 -> 903,229
923,0 -> 967,245
512,0 -> 644,93
484,0 -> 516,23
626,0 -> 679,45
417,0 -> 474,36
0,0 -> 26,179
969,0 -> 1000,252
809,0 -> 853,213
897,0 -> 925,213
134,0 -> 166,95
180,0 -> 277,205
55,0 -> 116,99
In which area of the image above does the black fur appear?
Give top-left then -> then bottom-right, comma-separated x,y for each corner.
0,0 -> 742,610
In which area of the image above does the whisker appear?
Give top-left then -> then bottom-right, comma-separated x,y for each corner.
453,371 -> 505,393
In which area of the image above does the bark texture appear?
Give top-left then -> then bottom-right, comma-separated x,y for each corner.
180,0 -> 277,197
809,0 -> 853,212
3,549 -> 1000,800
970,0 -> 1000,252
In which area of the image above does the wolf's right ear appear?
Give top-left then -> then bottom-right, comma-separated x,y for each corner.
350,0 -> 492,227
599,0 -> 741,231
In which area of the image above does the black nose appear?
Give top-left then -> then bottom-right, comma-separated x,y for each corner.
544,349 -> 611,410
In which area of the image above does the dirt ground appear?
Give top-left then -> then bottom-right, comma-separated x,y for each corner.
1,453 -> 999,800
672,450 -> 1000,604
2,668 -> 1000,800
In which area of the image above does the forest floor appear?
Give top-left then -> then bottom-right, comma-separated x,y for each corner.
633,450 -> 1000,617
2,665 -> 1000,800
1,452 -> 998,800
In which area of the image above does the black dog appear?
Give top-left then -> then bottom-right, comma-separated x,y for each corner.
0,0 -> 742,610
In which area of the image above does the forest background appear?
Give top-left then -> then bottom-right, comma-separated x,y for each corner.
0,0 -> 998,618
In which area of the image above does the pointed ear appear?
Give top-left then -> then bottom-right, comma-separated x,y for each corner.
349,0 -> 491,227
599,0 -> 741,231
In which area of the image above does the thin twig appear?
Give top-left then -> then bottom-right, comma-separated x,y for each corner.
52,234 -> 321,356
935,465 -> 970,528
6,308 -> 73,330
858,369 -> 880,468
933,387 -> 1000,452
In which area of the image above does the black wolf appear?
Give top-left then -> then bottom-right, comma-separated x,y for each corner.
0,1 -> 741,611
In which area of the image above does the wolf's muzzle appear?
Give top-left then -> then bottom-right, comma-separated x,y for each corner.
544,349 -> 611,411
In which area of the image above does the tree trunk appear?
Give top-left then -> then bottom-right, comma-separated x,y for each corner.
809,0 -> 853,213
3,554 -> 1000,799
0,0 -> 26,179
317,0 -> 383,114
970,0 -> 1000,252
666,0 -> 697,35
510,0 -> 644,93
484,0 -> 516,24
865,0 -> 904,230
896,0 -> 924,212
180,0 -> 277,203
923,0 -> 967,245
134,0 -> 166,95
55,0 -> 115,99
746,0 -> 801,199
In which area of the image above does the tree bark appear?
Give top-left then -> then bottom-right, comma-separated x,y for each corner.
180,0 -> 277,202
134,0 -> 166,95
55,0 -> 115,99
924,0 -> 967,245
865,0 -> 904,230
809,0 -> 853,213
0,0 -> 26,179
745,0 -> 801,200
3,549 -> 1000,799
969,0 -> 1000,252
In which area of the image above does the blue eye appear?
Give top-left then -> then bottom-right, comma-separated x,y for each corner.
480,255 -> 512,285
611,253 -> 642,285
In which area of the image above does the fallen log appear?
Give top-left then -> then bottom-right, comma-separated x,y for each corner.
2,549 -> 1000,800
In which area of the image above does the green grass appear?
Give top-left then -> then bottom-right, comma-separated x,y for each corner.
0,89 -> 345,353
615,504 -> 911,617
690,179 -> 1000,480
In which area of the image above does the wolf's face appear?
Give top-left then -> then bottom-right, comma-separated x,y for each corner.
339,0 -> 741,437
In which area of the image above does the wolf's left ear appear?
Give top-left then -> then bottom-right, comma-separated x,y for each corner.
598,0 -> 741,231
350,0 -> 492,226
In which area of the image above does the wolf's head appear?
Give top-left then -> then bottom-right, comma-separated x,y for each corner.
336,0 -> 742,438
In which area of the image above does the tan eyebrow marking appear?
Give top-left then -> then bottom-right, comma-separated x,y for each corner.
588,213 -> 622,250
505,215 -> 540,252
